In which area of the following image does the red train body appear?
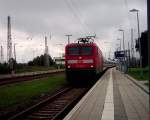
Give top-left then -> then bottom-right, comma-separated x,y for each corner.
65,42 -> 103,83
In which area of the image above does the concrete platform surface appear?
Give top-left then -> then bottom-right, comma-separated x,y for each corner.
64,68 -> 149,120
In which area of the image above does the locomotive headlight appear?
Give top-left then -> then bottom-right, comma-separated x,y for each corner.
68,65 -> 71,68
90,65 -> 94,68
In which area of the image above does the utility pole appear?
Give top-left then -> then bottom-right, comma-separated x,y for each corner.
7,16 -> 13,73
13,43 -> 17,73
44,36 -> 49,67
14,43 -> 16,62
0,46 -> 4,63
7,16 -> 13,62
65,34 -> 72,44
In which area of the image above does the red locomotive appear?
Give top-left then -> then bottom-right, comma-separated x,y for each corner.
65,37 -> 103,84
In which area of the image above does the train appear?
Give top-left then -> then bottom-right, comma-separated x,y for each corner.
65,37 -> 103,84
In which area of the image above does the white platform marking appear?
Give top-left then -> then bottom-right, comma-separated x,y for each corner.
101,69 -> 114,120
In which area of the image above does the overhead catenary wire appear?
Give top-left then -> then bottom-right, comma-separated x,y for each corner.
122,0 -> 132,28
63,0 -> 91,34
64,0 -> 86,33
68,0 -> 92,33
121,0 -> 134,53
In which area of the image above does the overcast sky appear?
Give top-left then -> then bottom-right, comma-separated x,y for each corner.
0,0 -> 147,63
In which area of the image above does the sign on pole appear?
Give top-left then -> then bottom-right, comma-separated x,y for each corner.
114,50 -> 126,58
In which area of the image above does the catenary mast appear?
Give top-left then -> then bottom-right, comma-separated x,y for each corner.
7,16 -> 13,71
7,16 -> 13,62
44,36 -> 49,67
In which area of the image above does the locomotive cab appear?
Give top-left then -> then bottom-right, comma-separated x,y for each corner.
65,37 -> 103,84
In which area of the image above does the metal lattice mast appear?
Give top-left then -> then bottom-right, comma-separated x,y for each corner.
7,16 -> 12,62
44,36 -> 49,67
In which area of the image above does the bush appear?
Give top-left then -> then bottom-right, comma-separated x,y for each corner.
0,63 -> 10,74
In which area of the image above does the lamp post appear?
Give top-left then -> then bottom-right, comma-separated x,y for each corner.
119,29 -> 126,72
130,8 -> 143,78
119,29 -> 125,52
119,29 -> 125,62
117,38 -> 121,51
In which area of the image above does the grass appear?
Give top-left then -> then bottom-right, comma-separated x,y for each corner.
15,66 -> 58,73
127,67 -> 149,81
0,74 -> 66,110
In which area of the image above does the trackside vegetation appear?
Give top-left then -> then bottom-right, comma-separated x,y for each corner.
15,65 -> 58,73
0,74 -> 66,110
127,67 -> 148,81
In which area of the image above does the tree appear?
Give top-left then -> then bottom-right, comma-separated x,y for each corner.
0,63 -> 10,74
135,31 -> 148,67
28,54 -> 54,66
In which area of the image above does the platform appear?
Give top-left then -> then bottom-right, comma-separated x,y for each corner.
64,68 -> 149,120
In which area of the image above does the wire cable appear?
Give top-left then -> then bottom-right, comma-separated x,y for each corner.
69,0 -> 92,33
63,0 -> 90,34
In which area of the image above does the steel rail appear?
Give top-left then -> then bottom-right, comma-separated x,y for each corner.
0,70 -> 64,86
8,87 -> 88,120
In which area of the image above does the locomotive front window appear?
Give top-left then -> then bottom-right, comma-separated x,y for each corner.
68,47 -> 79,55
81,47 -> 92,55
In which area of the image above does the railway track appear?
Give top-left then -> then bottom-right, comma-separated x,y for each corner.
0,66 -> 112,86
8,87 -> 88,120
0,70 -> 64,86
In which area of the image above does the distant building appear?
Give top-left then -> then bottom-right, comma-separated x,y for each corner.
53,57 -> 65,65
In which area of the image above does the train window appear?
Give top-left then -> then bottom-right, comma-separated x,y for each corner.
68,47 -> 79,55
81,47 -> 92,55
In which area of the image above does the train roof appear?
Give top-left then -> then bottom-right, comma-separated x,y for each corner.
66,42 -> 98,47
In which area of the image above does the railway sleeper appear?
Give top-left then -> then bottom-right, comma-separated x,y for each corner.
35,110 -> 57,113
27,115 -> 52,119
32,112 -> 55,116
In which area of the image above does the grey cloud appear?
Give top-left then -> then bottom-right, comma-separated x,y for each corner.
0,0 -> 147,62
0,0 -> 146,35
